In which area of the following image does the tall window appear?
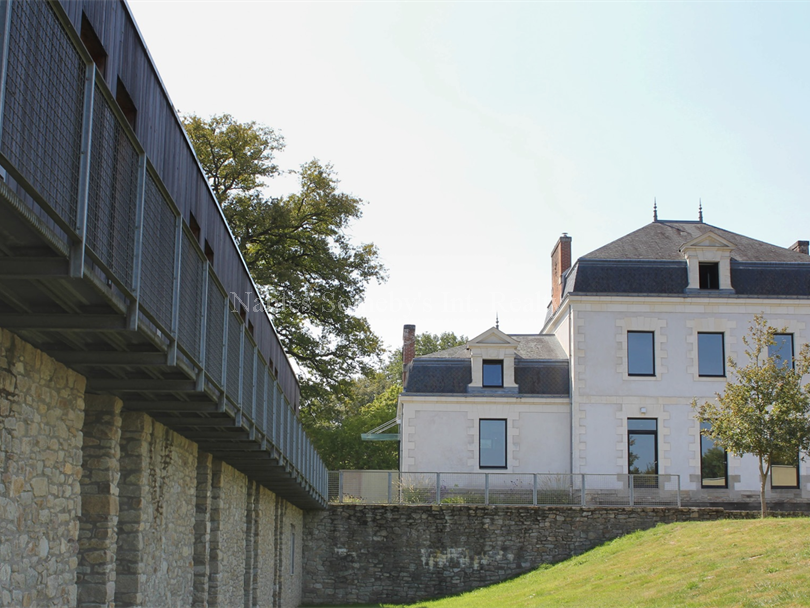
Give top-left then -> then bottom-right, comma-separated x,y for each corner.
479,419 -> 507,468
700,422 -> 727,488
698,332 -> 725,377
699,262 -> 719,289
628,418 -> 658,475
627,331 -> 654,376
482,360 -> 503,387
769,334 -> 794,369
771,454 -> 799,489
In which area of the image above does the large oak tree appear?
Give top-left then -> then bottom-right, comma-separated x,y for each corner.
183,113 -> 386,404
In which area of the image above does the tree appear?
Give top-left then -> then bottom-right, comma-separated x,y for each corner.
694,315 -> 810,517
182,114 -> 386,403
182,113 -> 284,205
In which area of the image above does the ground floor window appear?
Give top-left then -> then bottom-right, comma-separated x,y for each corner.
700,422 -> 728,488
479,419 -> 507,468
771,455 -> 799,489
628,418 -> 658,475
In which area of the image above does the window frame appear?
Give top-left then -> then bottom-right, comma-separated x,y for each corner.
700,422 -> 728,489
697,332 -> 726,378
771,453 -> 800,489
482,359 -> 504,388
627,418 -> 658,476
627,331 -> 655,377
769,333 -> 794,370
699,262 -> 720,290
479,418 -> 507,469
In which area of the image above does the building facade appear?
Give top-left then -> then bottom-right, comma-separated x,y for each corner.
399,217 -> 810,506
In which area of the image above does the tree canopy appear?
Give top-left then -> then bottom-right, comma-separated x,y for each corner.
183,113 -> 284,205
182,113 -> 386,403
694,315 -> 810,517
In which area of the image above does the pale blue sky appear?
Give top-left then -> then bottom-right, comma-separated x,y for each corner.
129,0 -> 810,352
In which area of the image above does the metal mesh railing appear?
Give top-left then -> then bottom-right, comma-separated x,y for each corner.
255,358 -> 266,430
226,312 -> 242,402
328,471 -> 682,507
86,88 -> 139,288
242,337 -> 255,414
204,276 -> 226,386
178,232 -> 204,362
140,173 -> 176,333
1,0 -> 83,226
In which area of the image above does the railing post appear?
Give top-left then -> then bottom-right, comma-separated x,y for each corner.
195,263 -> 209,392
436,473 -> 441,504
0,0 -> 13,156
629,475 -> 635,507
127,154 -> 147,332
237,328 -> 244,411
338,471 -> 343,504
167,215 -> 182,366
70,63 -> 96,278
581,474 -> 586,507
388,471 -> 393,504
677,475 -> 681,508
485,473 -> 490,505
532,474 -> 537,506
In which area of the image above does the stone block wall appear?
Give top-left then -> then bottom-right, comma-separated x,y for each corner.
301,504 -> 783,606
116,412 -> 198,607
1,327 -> 306,608
77,394 -> 122,608
0,327 -> 86,607
208,459 -> 247,607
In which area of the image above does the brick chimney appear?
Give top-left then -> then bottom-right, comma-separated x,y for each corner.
790,240 -> 809,255
551,234 -> 572,313
402,324 -> 416,386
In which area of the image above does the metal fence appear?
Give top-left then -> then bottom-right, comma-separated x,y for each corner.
0,0 -> 327,505
329,471 -> 682,508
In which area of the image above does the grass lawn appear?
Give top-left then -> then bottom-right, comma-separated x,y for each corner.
371,518 -> 810,608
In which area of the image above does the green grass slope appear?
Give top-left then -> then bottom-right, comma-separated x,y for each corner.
389,518 -> 810,608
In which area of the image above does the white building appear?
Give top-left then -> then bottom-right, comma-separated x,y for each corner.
398,215 -> 810,506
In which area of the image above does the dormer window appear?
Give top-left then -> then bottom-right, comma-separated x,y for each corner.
482,360 -> 503,387
679,231 -> 735,293
699,262 -> 719,289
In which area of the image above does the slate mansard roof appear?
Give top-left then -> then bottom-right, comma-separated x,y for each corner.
403,335 -> 570,396
562,220 -> 810,298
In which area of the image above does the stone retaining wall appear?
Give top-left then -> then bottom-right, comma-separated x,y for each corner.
0,327 -> 86,607
0,328 -> 304,608
302,504 -> 801,606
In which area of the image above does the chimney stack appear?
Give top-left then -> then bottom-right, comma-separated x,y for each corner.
551,234 -> 572,313
402,324 -> 416,386
790,240 -> 809,255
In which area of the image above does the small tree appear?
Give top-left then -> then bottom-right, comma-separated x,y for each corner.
694,315 -> 810,517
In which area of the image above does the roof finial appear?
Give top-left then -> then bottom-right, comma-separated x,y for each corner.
653,198 -> 658,222
495,312 -> 499,330
699,199 -> 703,222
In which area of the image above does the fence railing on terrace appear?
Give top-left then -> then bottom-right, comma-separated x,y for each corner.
328,471 -> 682,508
0,0 -> 327,508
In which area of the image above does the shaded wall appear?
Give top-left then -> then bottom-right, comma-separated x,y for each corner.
302,504 -> 794,606
0,328 -> 303,608
0,327 -> 86,607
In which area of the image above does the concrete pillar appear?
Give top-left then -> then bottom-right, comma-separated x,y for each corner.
193,451 -> 213,607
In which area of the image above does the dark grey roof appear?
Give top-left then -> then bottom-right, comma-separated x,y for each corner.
417,335 -> 567,360
555,220 -> 810,300
572,260 -> 688,294
404,360 -> 472,394
404,359 -> 569,396
584,221 -> 810,263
